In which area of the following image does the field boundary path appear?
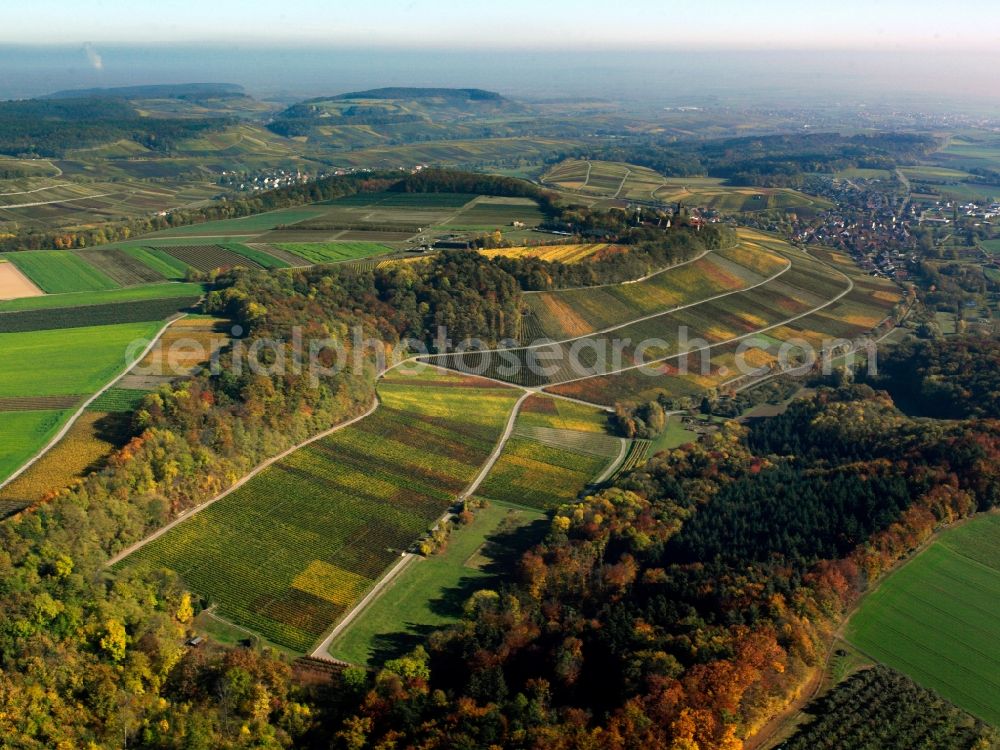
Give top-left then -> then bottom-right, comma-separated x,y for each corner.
310,553 -> 418,658
1,192 -> 114,209
311,387 -> 531,658
105,397 -> 380,567
0,182 -> 72,197
0,313 -> 186,492
611,167 -> 632,199
593,438 -> 629,485
459,390 -> 532,501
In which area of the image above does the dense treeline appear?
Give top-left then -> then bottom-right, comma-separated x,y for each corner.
569,132 -> 937,187
872,335 -> 1000,419
208,251 -> 522,348
392,168 -> 557,208
782,666 -> 996,750
320,385 -> 1000,748
918,261 -> 992,313
0,97 -> 232,157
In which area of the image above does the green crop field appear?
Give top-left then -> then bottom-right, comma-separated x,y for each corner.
0,409 -> 68,485
0,296 -> 198,333
900,165 -> 974,181
845,514 -> 1000,726
327,137 -> 576,170
543,159 -> 669,201
649,416 -> 699,453
0,321 -> 162,398
148,206 -> 329,237
980,240 -> 1000,256
0,282 -> 205,313
121,367 -> 521,652
7,250 -> 120,294
327,501 -> 546,666
276,242 -> 395,264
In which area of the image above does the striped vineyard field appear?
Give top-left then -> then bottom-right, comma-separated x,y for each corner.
476,394 -> 621,510
610,440 -> 652,480
524,240 -> 789,339
160,245 -> 265,273
429,243 -> 853,389
81,248 -> 167,285
476,437 -> 613,510
120,367 -> 520,652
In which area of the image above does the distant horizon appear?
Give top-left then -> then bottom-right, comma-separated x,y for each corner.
1,44 -> 997,108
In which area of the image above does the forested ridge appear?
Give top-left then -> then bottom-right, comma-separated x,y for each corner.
872,335 -> 1000,419
0,97 -> 232,158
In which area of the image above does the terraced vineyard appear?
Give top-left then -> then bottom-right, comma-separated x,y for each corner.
0,295 -> 199,333
524,236 -> 789,338
120,367 -> 521,652
429,231 -> 900,401
118,317 -> 230,390
542,159 -> 668,201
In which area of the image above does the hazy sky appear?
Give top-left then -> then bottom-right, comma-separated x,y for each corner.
4,0 -> 999,49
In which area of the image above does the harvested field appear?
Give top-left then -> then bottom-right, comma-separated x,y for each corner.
0,261 -> 43,300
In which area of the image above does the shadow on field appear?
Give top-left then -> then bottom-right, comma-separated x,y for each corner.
366,513 -> 550,665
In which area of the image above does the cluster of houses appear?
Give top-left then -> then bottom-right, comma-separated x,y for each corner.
219,167 -> 367,193
794,180 -> 915,280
